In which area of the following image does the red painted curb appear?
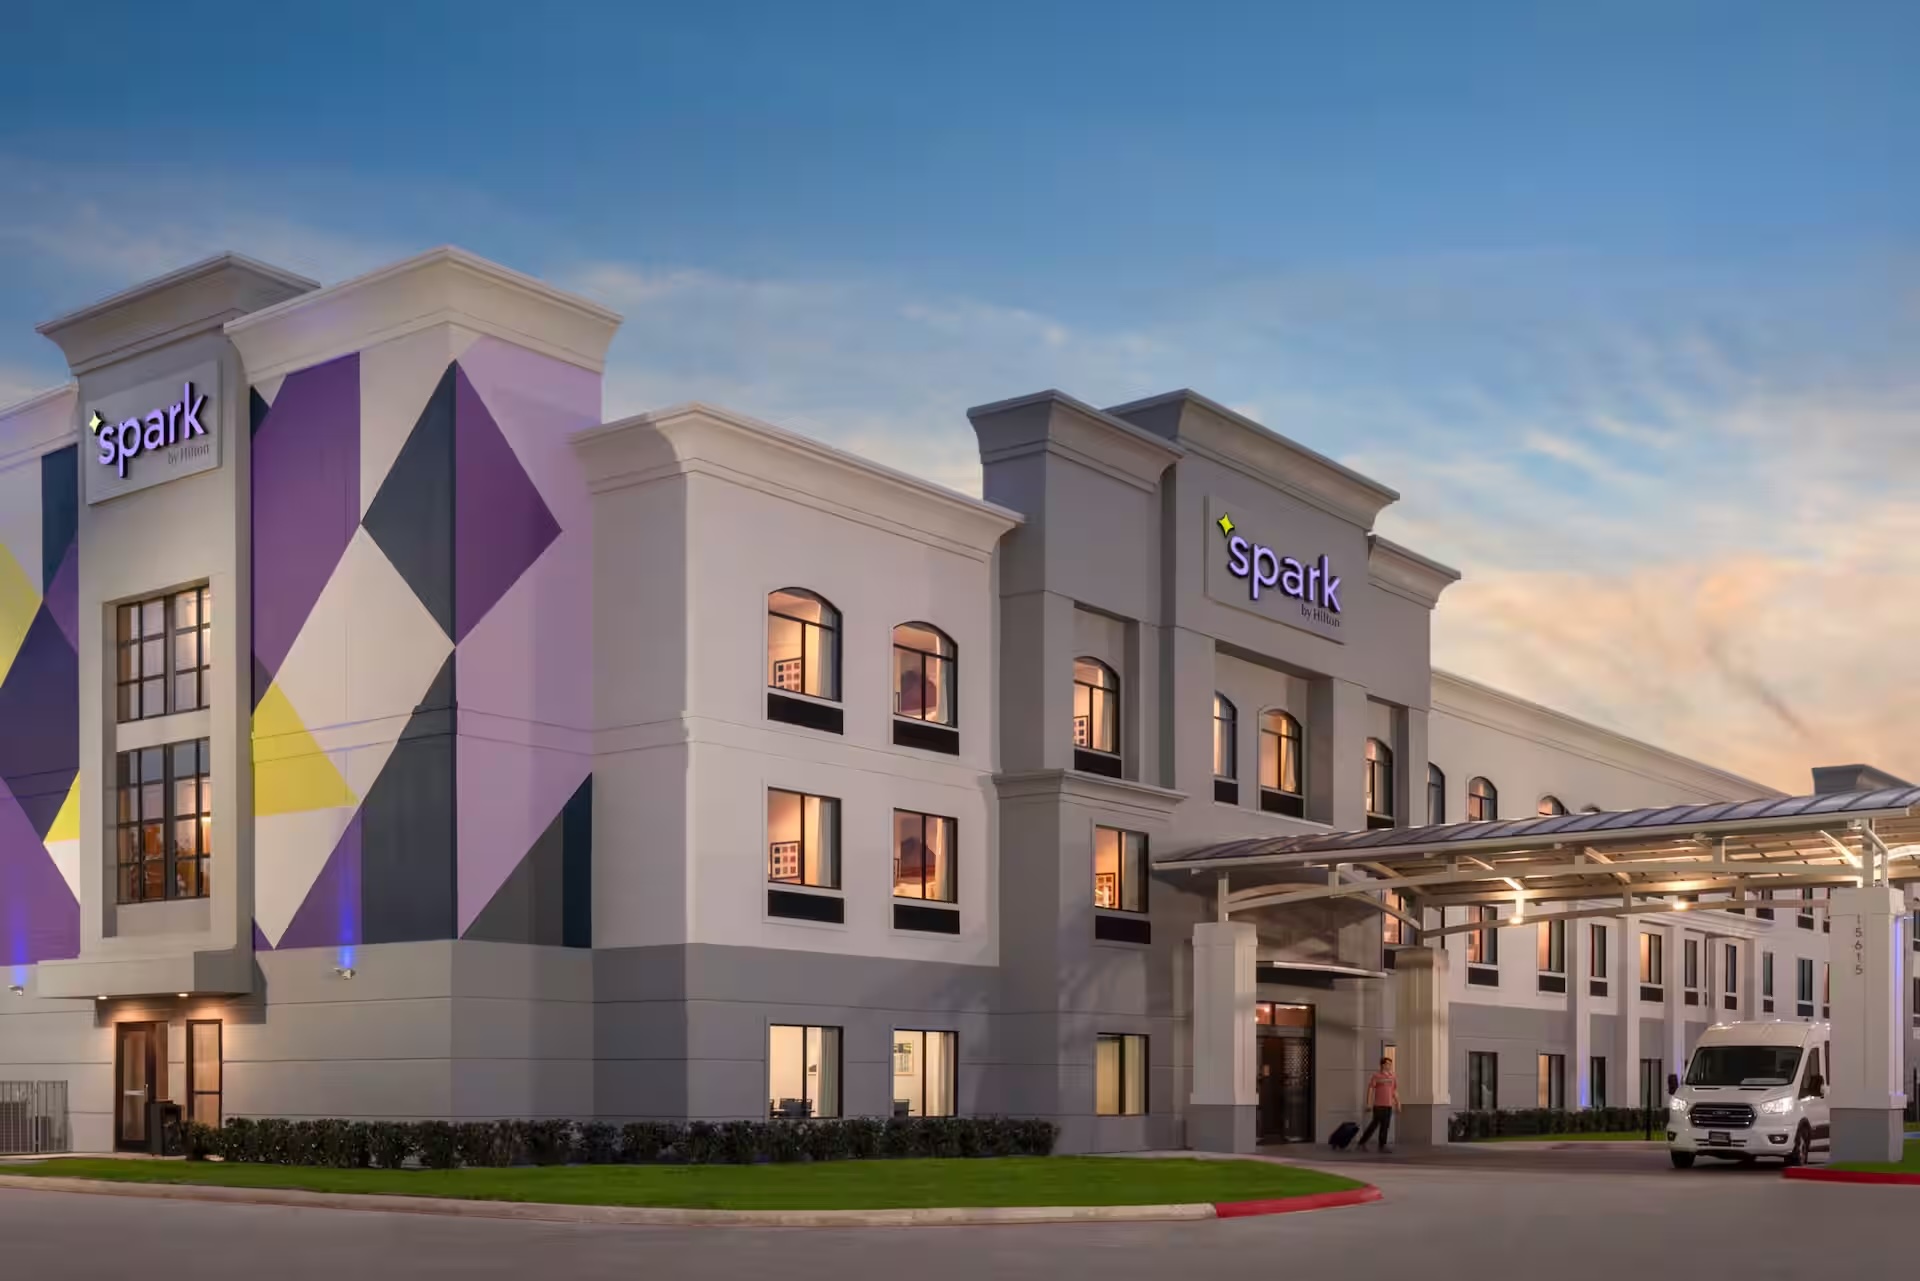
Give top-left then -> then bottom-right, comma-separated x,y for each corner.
1213,1185 -> 1383,1218
1784,1167 -> 1920,1185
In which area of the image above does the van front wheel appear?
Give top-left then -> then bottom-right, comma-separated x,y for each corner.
1784,1127 -> 1810,1168
1670,1151 -> 1696,1169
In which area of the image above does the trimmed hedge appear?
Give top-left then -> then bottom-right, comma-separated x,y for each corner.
185,1116 -> 1058,1168
1449,1106 -> 1660,1141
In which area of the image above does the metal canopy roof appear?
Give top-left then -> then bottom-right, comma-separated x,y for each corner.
1159,787 -> 1920,935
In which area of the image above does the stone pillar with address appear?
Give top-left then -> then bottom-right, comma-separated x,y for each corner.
1189,921 -> 1258,1153
1828,886 -> 1908,1164
1394,945 -> 1451,1146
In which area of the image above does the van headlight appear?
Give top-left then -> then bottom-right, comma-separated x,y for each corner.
1670,1097 -> 1688,1112
1759,1097 -> 1795,1116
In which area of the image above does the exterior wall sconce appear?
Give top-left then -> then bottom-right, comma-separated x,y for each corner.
334,966 -> 356,980
6,985 -> 22,996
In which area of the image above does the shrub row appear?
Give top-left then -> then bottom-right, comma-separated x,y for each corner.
186,1115 -> 1059,1168
1449,1107 -> 1661,1141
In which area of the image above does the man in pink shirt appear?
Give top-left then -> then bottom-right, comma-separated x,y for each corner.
1356,1057 -> 1398,1152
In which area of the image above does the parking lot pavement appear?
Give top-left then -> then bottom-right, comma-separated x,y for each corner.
0,1154 -> 1907,1281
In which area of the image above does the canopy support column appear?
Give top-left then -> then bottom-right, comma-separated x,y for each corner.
1189,921 -> 1258,1153
1394,945 -> 1451,1146
1829,885 -> 1907,1163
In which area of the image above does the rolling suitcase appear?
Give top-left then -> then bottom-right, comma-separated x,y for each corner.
1328,1120 -> 1360,1151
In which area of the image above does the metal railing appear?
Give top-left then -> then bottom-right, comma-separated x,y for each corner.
0,1082 -> 70,1155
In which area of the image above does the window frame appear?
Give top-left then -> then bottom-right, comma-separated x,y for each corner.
1537,918 -> 1567,975
1072,658 -> 1121,757
1092,825 -> 1149,915
1590,1055 -> 1607,1110
1427,763 -> 1445,823
766,588 -> 842,702
767,1023 -> 843,1120
1467,1051 -> 1498,1111
1258,709 -> 1305,814
1211,694 -> 1237,781
1466,776 -> 1498,823
115,586 -> 212,723
765,788 -> 842,891
1383,889 -> 1415,948
1590,923 -> 1609,979
892,809 -> 957,904
1095,1032 -> 1149,1117
186,1019 -> 223,1127
1795,956 -> 1815,1017
1537,795 -> 1567,817
1639,930 -> 1665,993
1466,904 -> 1499,968
891,1028 -> 958,1119
891,622 -> 956,727
1537,1052 -> 1566,1110
115,737 -> 212,905
1364,737 -> 1394,824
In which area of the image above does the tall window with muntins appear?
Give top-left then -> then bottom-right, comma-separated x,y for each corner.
1762,950 -> 1775,1012
892,1030 -> 958,1118
116,738 -> 211,904
1095,1033 -> 1148,1116
1258,709 -> 1304,817
1093,826 -> 1148,913
187,1020 -> 223,1127
1466,905 -> 1499,973
1723,943 -> 1738,1009
1639,931 -> 1664,998
1537,1053 -> 1565,1109
1589,922 -> 1609,993
1682,937 -> 1700,1003
1427,764 -> 1445,823
1590,1056 -> 1608,1109
1383,889 -> 1415,947
892,623 -> 954,725
1467,1051 -> 1498,1111
1212,694 -> 1237,780
1537,795 -> 1567,817
766,589 -> 840,700
1466,776 -> 1497,822
1072,658 -> 1119,756
766,789 -> 839,889
116,587 -> 212,722
768,1024 -> 841,1120
893,810 -> 955,903
1364,738 -> 1394,828
1537,919 -> 1566,975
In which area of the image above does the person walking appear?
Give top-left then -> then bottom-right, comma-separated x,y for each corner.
1355,1057 -> 1398,1152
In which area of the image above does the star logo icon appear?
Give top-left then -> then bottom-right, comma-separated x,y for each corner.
87,411 -> 104,435
1217,513 -> 1234,537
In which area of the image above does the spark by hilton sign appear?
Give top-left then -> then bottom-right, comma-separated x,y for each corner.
82,361 -> 223,504
1209,508 -> 1345,639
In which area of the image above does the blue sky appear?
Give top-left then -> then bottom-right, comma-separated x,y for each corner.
4,1 -> 1918,787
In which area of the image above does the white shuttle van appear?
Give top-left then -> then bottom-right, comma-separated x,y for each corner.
1668,1021 -> 1829,1168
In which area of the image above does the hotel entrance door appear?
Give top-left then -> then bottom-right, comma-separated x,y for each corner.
114,1022 -> 168,1151
1255,1002 -> 1315,1143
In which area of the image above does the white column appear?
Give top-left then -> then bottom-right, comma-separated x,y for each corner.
1394,945 -> 1451,1146
1570,917 -> 1593,1108
1617,915 -> 1641,1105
1828,886 -> 1907,1163
1189,921 -> 1258,1153
1743,935 -> 1767,1021
1663,923 -> 1685,1091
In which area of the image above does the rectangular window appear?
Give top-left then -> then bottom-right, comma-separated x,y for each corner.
1093,827 -> 1148,914
1467,1051 -> 1498,1111
1913,976 -> 1919,1028
1639,932 -> 1663,986
766,790 -> 839,889
1682,938 -> 1699,991
1537,1053 -> 1565,1109
892,1029 -> 958,1118
1798,889 -> 1815,929
1822,962 -> 1830,1019
186,1020 -> 223,1127
1640,1058 -> 1664,1107
1796,956 -> 1815,1017
1590,924 -> 1608,977
116,587 -> 212,722
1537,919 -> 1566,974
1467,905 -> 1499,967
1723,943 -> 1738,1009
1095,1033 -> 1148,1116
892,810 -> 956,903
1590,1056 -> 1607,1109
1383,890 -> 1414,947
115,738 -> 212,904
768,1024 -> 841,1120
1762,950 -> 1775,1012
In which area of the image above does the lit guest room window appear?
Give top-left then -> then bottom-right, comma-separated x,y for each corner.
893,810 -> 956,903
767,589 -> 840,700
893,623 -> 956,725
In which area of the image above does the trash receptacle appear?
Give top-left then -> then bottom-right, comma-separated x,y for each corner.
146,1101 -> 183,1156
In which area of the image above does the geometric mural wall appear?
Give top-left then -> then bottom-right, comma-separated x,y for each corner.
0,443 -> 80,966
251,334 -> 597,953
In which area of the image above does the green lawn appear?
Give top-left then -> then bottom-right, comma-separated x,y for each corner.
0,1157 -> 1364,1210
1481,1131 -> 1657,1143
1830,1139 -> 1920,1175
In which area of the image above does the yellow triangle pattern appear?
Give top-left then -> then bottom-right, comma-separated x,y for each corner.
0,542 -> 39,688
253,683 -> 357,817
45,773 -> 81,844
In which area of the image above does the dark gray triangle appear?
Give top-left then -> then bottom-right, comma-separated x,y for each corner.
361,363 -> 456,640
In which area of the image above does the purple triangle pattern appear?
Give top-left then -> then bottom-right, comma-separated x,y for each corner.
44,542 -> 77,653
252,920 -> 273,953
0,609 -> 78,841
278,813 -> 362,951
453,365 -> 559,643
0,776 -> 78,966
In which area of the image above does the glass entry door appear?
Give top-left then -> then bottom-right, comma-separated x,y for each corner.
115,1022 -> 168,1151
1255,1002 -> 1316,1143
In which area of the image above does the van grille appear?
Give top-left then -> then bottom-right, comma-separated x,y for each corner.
1687,1103 -> 1756,1129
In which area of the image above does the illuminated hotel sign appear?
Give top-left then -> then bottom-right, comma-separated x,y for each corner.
82,361 -> 222,504
1214,511 -> 1343,634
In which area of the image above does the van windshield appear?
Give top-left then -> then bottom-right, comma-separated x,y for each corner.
1685,1045 -> 1802,1088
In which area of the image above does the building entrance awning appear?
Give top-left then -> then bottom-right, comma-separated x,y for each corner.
1158,787 -> 1920,934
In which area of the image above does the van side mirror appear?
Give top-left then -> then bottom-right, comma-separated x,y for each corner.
1667,1073 -> 1679,1097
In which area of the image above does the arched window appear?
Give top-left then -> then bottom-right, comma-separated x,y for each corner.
1537,795 -> 1567,817
1212,695 -> 1237,780
1427,764 -> 1446,824
767,589 -> 840,700
1258,710 -> 1304,817
1580,804 -> 1602,814
892,623 -> 955,726
1365,738 -> 1394,828
1073,658 -> 1120,760
1466,776 -> 1498,823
